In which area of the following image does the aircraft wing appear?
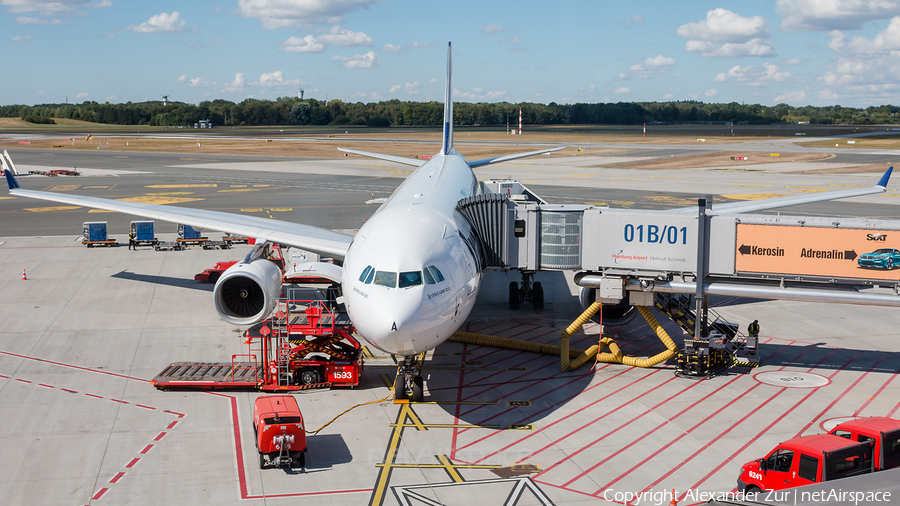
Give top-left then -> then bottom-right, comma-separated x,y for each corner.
666,166 -> 893,215
4,169 -> 353,259
337,148 -> 425,167
468,146 -> 565,168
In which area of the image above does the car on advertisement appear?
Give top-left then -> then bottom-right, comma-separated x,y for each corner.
857,248 -> 900,270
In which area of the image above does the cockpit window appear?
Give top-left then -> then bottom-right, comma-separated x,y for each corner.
359,266 -> 374,283
373,271 -> 396,288
423,267 -> 435,284
427,265 -> 445,282
399,271 -> 422,288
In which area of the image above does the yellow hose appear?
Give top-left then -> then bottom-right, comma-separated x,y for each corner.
560,302 -> 603,372
451,331 -> 588,358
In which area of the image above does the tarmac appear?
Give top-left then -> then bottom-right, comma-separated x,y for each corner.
1,136 -> 899,505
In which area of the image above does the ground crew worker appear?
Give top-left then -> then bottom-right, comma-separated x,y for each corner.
748,319 -> 759,338
128,230 -> 136,250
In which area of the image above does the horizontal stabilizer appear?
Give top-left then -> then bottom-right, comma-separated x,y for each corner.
337,148 -> 425,168
469,146 -> 565,168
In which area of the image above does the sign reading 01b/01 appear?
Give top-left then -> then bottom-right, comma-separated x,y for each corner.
581,211 -> 697,271
735,224 -> 900,282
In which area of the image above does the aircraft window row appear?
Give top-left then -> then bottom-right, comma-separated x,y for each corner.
358,265 -> 445,289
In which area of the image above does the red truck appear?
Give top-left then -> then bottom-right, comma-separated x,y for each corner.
253,395 -> 307,469
828,417 -> 900,471
737,434 -> 874,494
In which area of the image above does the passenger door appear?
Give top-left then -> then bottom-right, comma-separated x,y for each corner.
764,449 -> 795,489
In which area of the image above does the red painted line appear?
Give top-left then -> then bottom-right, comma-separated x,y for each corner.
792,354 -> 885,438
890,398 -> 900,419
110,399 -> 129,404
166,420 -> 179,429
135,404 -> 156,410
15,378 -> 32,383
37,383 -> 55,388
153,432 -> 167,441
125,458 -> 140,468
684,352 -> 867,500
140,444 -> 153,454
163,410 -> 185,418
61,388 -> 78,393
557,374 -> 725,487
92,488 -> 109,500
85,393 -> 104,399
631,349 -> 850,500
0,374 -> 8,378
108,472 -> 125,484
594,341 -> 809,494
0,350 -> 151,383
450,343 -> 469,461
853,362 -> 899,417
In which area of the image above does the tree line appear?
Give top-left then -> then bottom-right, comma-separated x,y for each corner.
2,98 -> 899,127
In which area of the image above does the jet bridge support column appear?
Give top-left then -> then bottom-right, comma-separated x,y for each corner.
694,198 -> 709,339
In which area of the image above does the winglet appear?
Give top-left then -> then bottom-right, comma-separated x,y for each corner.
441,42 -> 453,156
4,169 -> 20,190
877,166 -> 893,188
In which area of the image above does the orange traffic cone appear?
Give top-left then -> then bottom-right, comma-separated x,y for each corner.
670,489 -> 677,506
21,269 -> 27,280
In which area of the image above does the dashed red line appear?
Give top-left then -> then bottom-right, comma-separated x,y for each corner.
166,420 -> 179,429
0,374 -> 8,378
136,404 -> 156,410
153,432 -> 167,441
85,393 -> 103,399
164,410 -> 185,418
15,378 -> 32,383
61,388 -> 78,393
91,488 -> 109,500
108,472 -> 125,484
38,383 -> 55,388
110,399 -> 129,404
852,365 -> 900,416
140,444 -> 154,454
125,458 -> 140,469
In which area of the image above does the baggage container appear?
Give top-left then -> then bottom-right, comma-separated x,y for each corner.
83,221 -> 107,242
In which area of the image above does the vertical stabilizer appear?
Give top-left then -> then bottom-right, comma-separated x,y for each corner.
2,150 -> 16,175
441,42 -> 454,155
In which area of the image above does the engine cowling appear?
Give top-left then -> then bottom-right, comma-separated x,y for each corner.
213,259 -> 283,325
578,286 -> 638,327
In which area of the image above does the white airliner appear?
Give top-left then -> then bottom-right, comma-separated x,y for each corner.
2,43 -> 562,401
3,43 -> 894,401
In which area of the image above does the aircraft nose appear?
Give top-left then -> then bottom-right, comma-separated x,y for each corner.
354,297 -> 422,355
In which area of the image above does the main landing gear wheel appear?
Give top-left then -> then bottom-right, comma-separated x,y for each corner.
394,375 -> 408,400
509,282 -> 520,310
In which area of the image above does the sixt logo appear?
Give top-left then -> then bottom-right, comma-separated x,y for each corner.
867,233 -> 888,241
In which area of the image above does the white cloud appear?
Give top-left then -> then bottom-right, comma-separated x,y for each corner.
677,8 -> 768,43
404,81 -> 421,95
222,73 -> 245,92
499,36 -> 523,44
126,11 -> 186,33
76,92 -> 89,98
630,55 -> 676,76
632,15 -> 645,24
318,25 -> 372,46
93,0 -> 111,7
663,93 -> 674,99
279,35 -> 325,53
11,35 -> 34,42
819,89 -> 840,101
678,9 -> 775,57
482,24 -> 504,34
614,87 -> 630,94
258,70 -> 300,87
105,94 -> 117,101
781,58 -> 803,65
845,16 -> 900,54
705,88 -> 718,97
2,0 -> 83,14
36,89 -> 46,95
828,30 -> 847,52
16,16 -> 45,24
389,84 -> 401,93
382,43 -> 401,52
714,63 -> 791,86
177,75 -> 187,83
237,0 -> 378,29
454,88 -> 508,100
330,50 -> 379,69
188,77 -> 214,87
773,90 -> 807,103
777,0 -> 900,31
580,84 -> 597,93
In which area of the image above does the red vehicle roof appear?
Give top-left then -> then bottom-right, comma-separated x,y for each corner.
780,434 -> 867,453
254,395 -> 300,418
832,417 -> 900,434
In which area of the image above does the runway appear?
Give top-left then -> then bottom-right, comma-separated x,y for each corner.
1,137 -> 899,505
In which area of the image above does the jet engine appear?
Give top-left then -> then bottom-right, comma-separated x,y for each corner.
213,259 -> 283,325
578,286 -> 638,327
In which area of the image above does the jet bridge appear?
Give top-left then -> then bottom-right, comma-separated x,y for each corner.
462,179 -> 900,376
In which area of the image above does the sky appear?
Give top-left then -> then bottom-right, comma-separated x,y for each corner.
6,0 -> 900,108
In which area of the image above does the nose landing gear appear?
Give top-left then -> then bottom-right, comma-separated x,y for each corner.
394,355 -> 424,402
